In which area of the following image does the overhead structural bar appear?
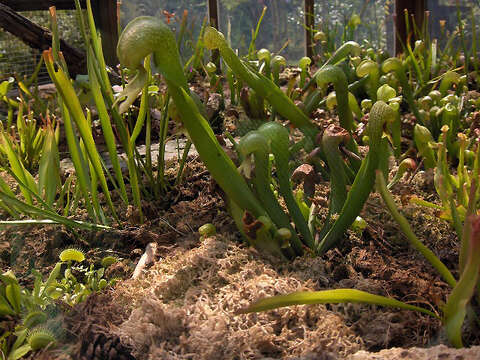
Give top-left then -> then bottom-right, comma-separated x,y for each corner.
394,0 -> 427,54
0,0 -> 118,66
208,0 -> 220,69
0,2 -> 85,75
304,0 -> 315,60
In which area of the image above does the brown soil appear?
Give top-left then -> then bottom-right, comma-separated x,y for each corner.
1,79 -> 479,358
3,156 -> 476,360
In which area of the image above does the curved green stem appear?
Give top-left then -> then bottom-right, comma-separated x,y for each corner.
319,125 -> 349,236
204,26 -> 318,143
257,122 -> 314,249
387,158 -> 416,189
316,65 -> 353,131
238,131 -> 303,256
376,170 -> 456,288
444,216 -> 480,348
382,58 -> 422,122
317,101 -> 395,254
356,59 -> 380,102
117,17 -> 270,229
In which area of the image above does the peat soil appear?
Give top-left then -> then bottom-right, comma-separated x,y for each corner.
1,74 -> 480,358
1,155 -> 478,359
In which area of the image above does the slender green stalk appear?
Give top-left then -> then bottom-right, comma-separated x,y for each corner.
257,122 -> 316,250
87,47 -> 128,203
456,2 -> 469,76
204,26 -> 318,143
238,131 -> 301,256
382,58 -> 422,122
316,66 -> 353,132
444,215 -> 480,348
317,101 -> 395,254
117,18 -> 278,251
471,8 -> 478,73
376,170 -> 456,287
44,50 -> 117,221
248,6 -> 267,60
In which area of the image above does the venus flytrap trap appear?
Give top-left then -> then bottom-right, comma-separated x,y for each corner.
0,249 -> 118,359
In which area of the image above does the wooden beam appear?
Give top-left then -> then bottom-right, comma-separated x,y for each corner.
0,2 -> 86,75
304,0 -> 314,60
91,0 -> 118,65
207,0 -> 220,70
0,0 -> 118,66
0,0 -> 86,11
394,0 -> 426,55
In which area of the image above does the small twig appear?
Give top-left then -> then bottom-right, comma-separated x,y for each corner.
132,242 -> 157,279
